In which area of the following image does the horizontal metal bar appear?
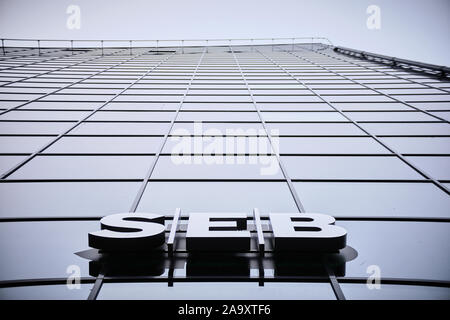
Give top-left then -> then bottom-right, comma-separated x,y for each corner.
0,276 -> 448,289
0,215 -> 448,223
1,37 -> 333,44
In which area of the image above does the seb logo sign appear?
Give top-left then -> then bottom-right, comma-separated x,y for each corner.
88,212 -> 347,252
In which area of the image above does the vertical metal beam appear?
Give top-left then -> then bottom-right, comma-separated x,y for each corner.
256,48 -> 450,195
253,208 -> 265,286
128,48 -> 207,213
1,49 -> 172,180
296,47 -> 449,122
253,208 -> 265,256
167,208 -> 181,287
85,52 -> 176,299
167,208 -> 181,257
323,259 -> 346,300
87,269 -> 105,300
230,45 -> 306,213
0,48 -> 128,112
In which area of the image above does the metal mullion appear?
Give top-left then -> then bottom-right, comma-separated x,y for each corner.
81,52 -> 178,300
85,50 -> 206,299
128,49 -> 207,213
0,50 -> 129,115
0,48 -> 120,89
288,48 -> 449,123
230,49 -> 330,293
0,50 -> 175,180
256,49 -> 450,195
230,45 -> 306,213
314,46 -> 450,94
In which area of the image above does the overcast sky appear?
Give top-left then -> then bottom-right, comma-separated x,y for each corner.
0,0 -> 449,66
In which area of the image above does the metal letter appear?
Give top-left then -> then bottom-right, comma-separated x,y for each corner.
88,213 -> 165,251
186,213 -> 251,251
269,213 -> 347,252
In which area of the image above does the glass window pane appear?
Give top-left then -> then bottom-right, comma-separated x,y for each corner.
266,123 -> 365,136
0,284 -> 92,300
335,102 -> 412,111
380,137 -> 450,154
283,156 -> 423,179
0,182 -> 140,218
253,95 -> 322,103
137,181 -> 298,216
0,136 -> 53,153
0,221 -> 97,281
0,121 -> 74,134
171,122 -> 265,135
9,155 -> 154,179
279,137 -> 390,154
257,103 -> 333,111
163,136 -> 273,155
262,112 -> 347,122
184,95 -> 252,102
181,102 -> 254,111
44,137 -> 164,154
338,220 -> 450,281
104,102 -> 180,111
430,111 -> 450,121
406,156 -> 450,180
151,155 -> 282,179
97,282 -> 335,300
360,123 -> 450,135
176,111 -> 259,121
23,101 -> 103,110
344,111 -> 436,121
340,283 -> 450,300
0,110 -> 90,121
294,182 -> 450,218
0,155 -> 27,175
88,111 -> 175,121
70,122 -> 170,135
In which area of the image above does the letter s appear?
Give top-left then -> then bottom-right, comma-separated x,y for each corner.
88,213 -> 165,251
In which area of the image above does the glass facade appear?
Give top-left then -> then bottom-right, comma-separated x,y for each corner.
0,43 -> 449,300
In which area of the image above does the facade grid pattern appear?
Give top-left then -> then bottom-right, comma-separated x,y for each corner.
0,43 -> 449,300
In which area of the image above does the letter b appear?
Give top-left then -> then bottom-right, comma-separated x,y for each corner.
269,213 -> 347,252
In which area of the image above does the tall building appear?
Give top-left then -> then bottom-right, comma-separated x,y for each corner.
0,40 -> 449,300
